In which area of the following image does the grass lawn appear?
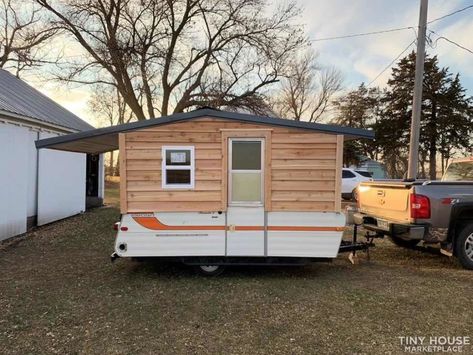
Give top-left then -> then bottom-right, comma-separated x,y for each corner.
0,185 -> 472,354
104,180 -> 120,206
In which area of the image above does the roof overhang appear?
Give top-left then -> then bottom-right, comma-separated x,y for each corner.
0,110 -> 78,134
35,108 -> 375,154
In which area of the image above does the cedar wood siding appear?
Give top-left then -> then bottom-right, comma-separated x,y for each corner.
119,117 -> 343,213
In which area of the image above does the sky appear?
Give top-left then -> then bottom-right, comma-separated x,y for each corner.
302,0 -> 473,92
30,0 -> 473,127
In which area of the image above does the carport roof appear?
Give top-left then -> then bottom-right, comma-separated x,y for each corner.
35,108 -> 375,154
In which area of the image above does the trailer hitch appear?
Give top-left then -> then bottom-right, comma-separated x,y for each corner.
338,224 -> 377,264
111,252 -> 120,263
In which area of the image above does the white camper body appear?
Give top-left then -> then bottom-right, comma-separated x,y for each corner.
115,210 -> 345,258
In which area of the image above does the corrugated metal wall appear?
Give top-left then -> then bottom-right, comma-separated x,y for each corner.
26,130 -> 39,217
0,123 -> 29,240
0,124 -> 88,240
37,132 -> 86,226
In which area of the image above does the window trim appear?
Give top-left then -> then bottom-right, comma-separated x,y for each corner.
161,146 -> 195,189
228,138 -> 264,206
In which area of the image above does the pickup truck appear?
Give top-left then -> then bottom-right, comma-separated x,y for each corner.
354,158 -> 473,270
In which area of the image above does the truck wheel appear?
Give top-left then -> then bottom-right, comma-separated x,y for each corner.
342,193 -> 352,201
455,224 -> 473,270
389,235 -> 420,249
195,265 -> 226,276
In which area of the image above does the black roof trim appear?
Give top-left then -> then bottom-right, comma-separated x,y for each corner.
36,108 -> 374,149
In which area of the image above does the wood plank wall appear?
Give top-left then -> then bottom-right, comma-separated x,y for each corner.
119,117 -> 342,213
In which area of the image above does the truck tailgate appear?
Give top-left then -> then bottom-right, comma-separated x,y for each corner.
358,182 -> 412,223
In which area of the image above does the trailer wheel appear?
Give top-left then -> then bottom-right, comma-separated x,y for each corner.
195,265 -> 226,276
389,235 -> 420,249
455,223 -> 473,270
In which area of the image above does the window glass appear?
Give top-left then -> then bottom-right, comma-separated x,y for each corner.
166,150 -> 191,166
443,162 -> 473,181
356,170 -> 373,178
342,170 -> 356,178
166,170 -> 191,184
231,172 -> 261,202
162,146 -> 194,188
232,141 -> 261,170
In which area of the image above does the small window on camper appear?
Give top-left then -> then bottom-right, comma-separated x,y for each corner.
162,146 -> 195,189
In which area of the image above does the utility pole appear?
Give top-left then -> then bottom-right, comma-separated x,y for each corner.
407,0 -> 428,180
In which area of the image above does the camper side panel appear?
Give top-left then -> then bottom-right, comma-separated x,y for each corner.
271,130 -> 339,212
120,117 -> 341,213
123,126 -> 223,213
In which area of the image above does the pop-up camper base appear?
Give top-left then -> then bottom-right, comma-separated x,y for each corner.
36,109 -> 375,275
111,211 -> 375,274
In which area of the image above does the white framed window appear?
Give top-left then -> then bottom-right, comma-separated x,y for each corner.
161,146 -> 195,189
228,138 -> 264,206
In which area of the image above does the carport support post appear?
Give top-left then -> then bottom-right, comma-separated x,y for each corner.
407,0 -> 428,180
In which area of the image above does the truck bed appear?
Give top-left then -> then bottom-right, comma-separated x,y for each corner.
357,180 -> 473,226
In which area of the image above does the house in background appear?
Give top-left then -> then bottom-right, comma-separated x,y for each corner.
0,69 -> 104,241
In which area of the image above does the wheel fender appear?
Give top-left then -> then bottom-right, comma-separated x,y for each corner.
447,202 -> 473,252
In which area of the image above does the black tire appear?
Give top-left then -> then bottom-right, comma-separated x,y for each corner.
389,235 -> 421,249
455,223 -> 473,270
342,193 -> 353,201
194,265 -> 226,276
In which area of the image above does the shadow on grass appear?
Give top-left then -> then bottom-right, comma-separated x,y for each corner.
118,256 -> 367,281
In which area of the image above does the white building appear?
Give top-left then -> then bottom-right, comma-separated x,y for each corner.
0,69 -> 104,241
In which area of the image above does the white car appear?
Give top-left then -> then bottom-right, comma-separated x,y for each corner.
342,168 -> 372,200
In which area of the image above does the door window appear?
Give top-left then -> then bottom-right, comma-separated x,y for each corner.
229,139 -> 263,205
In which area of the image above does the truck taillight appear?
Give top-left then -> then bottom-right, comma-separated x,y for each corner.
410,194 -> 430,219
113,222 -> 120,231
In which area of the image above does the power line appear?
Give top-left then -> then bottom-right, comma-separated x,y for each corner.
367,39 -> 416,86
365,29 -> 473,88
429,30 -> 473,55
309,26 -> 412,42
308,4 -> 473,86
427,4 -> 473,24
309,4 -> 473,43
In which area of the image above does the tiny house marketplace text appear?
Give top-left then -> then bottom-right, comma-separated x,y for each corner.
399,336 -> 471,353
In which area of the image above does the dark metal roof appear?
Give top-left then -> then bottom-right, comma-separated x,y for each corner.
0,69 -> 94,132
36,108 -> 374,154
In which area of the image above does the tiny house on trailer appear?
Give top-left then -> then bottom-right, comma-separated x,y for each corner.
36,109 -> 373,274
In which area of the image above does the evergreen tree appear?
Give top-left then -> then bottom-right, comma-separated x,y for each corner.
335,51 -> 473,178
384,52 -> 473,179
332,84 -> 383,166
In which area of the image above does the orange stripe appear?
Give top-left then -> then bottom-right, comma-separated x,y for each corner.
268,226 -> 345,232
132,217 -> 344,232
235,226 -> 265,231
132,217 -> 225,231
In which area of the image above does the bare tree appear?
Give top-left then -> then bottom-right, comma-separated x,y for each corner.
0,0 -> 58,76
35,0 -> 305,120
88,84 -> 133,175
273,50 -> 342,122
